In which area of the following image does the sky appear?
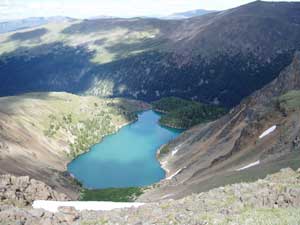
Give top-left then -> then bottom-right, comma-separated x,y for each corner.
0,0 -> 299,21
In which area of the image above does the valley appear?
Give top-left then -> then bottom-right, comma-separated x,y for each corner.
0,1 -> 300,224
0,91 -> 224,202
0,1 -> 300,107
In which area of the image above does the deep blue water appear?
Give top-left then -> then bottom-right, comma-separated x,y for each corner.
67,110 -> 182,189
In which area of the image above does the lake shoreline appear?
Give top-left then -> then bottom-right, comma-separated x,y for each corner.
66,117 -> 138,166
66,117 -> 139,196
156,144 -> 170,175
153,109 -> 187,130
65,102 -> 152,192
68,110 -> 182,190
66,100 -> 152,167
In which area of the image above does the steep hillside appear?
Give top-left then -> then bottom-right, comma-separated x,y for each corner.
0,1 -> 299,107
0,92 -> 149,199
138,51 -> 300,201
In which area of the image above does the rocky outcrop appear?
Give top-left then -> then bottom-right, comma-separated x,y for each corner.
1,168 -> 300,224
0,174 -> 69,207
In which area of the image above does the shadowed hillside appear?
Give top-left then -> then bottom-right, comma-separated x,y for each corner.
139,51 -> 300,201
0,1 -> 299,107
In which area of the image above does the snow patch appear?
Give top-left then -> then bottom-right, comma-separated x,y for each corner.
33,200 -> 144,213
171,149 -> 179,156
161,161 -> 170,173
161,193 -> 174,199
171,143 -> 184,156
259,125 -> 276,139
236,161 -> 260,171
166,169 -> 182,180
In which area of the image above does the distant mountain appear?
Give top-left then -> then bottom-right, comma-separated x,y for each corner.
0,17 -> 72,34
0,1 -> 300,107
88,15 -> 117,20
165,9 -> 217,19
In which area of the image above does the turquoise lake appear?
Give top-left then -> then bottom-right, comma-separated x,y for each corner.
67,110 -> 182,189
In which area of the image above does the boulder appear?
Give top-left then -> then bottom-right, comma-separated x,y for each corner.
0,174 -> 69,207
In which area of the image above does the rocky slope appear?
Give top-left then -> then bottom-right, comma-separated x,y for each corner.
0,174 -> 69,207
138,51 -> 300,201
1,168 -> 300,224
0,1 -> 299,107
0,92 -> 149,199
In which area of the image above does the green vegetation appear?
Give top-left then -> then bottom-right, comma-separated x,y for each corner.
152,97 -> 227,129
44,112 -> 120,158
158,144 -> 170,158
40,93 -> 144,159
69,114 -> 117,158
227,207 -> 300,225
278,90 -> 300,112
80,187 -> 144,202
152,97 -> 192,113
159,145 -> 170,155
43,114 -> 61,137
0,21 -> 160,65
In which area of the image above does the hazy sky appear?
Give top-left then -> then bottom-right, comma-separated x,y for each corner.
0,0 -> 299,21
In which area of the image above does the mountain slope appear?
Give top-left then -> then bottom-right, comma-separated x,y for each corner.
0,92 -> 148,198
0,17 -> 72,34
1,168 -> 300,224
0,1 -> 299,107
138,51 -> 300,201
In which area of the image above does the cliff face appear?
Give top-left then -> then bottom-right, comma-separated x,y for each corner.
138,51 -> 300,201
1,168 -> 300,224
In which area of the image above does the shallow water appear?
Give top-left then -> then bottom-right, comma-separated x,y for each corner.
68,110 -> 182,189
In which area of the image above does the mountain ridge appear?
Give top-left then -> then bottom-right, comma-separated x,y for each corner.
0,1 -> 299,107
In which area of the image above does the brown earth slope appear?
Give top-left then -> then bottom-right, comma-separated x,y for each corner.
139,51 -> 300,201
